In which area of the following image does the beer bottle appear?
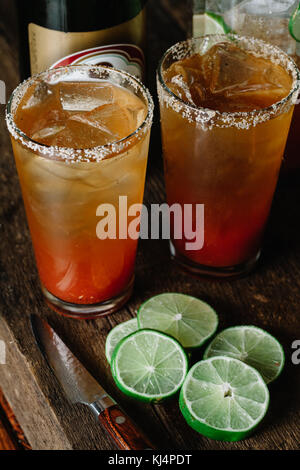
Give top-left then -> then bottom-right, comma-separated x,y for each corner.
16,0 -> 147,80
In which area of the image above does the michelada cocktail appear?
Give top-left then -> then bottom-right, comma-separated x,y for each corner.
157,35 -> 299,277
6,66 -> 153,318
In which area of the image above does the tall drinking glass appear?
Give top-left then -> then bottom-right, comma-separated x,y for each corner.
6,66 -> 153,318
157,35 -> 299,277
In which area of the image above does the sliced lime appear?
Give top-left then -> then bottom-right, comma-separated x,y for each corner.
193,12 -> 232,37
289,3 -> 300,41
137,293 -> 218,349
203,326 -> 284,384
180,356 -> 269,441
105,318 -> 138,365
111,329 -> 188,402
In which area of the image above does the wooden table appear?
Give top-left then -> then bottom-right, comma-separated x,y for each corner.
0,0 -> 299,450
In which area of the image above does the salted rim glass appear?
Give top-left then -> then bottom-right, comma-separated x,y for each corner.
6,65 -> 154,162
157,34 -> 300,130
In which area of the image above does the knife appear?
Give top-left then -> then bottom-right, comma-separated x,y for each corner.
30,315 -> 154,450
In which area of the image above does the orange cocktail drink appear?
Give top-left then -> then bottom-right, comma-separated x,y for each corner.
157,35 -> 299,277
7,66 -> 153,318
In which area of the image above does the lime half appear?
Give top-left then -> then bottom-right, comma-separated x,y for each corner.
105,318 -> 138,364
111,329 -> 188,402
203,326 -> 284,384
180,357 -> 269,441
193,12 -> 232,36
289,3 -> 300,41
137,293 -> 218,349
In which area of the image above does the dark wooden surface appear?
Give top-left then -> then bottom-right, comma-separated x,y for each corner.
0,0 -> 300,450
0,391 -> 19,450
0,390 -> 30,450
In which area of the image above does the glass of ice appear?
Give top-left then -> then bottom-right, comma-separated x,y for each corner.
200,1 -> 300,169
157,35 -> 299,278
222,0 -> 299,54
6,66 -> 153,319
223,0 -> 300,169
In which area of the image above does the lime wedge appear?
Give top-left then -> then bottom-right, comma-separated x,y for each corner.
105,318 -> 138,364
137,293 -> 218,349
180,357 -> 269,441
289,3 -> 300,41
111,329 -> 188,402
203,326 -> 284,384
193,12 -> 232,36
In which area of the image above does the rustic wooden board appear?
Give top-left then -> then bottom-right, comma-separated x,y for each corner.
0,0 -> 299,450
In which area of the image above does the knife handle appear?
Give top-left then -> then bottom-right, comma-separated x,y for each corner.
98,404 -> 154,450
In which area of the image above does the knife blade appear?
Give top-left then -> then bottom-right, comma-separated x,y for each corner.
30,315 -> 154,450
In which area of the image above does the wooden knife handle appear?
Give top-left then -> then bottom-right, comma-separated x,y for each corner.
98,404 -> 154,450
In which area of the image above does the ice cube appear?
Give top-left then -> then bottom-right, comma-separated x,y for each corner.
21,80 -> 55,110
67,112 -> 118,146
201,42 -> 292,110
59,81 -> 114,112
27,108 -> 67,145
16,80 -> 65,139
263,61 -> 292,91
125,103 -> 147,130
69,113 -> 115,135
203,41 -> 291,103
46,113 -> 116,149
190,82 -> 206,106
165,63 -> 188,83
167,75 -> 195,105
164,58 -> 208,106
202,43 -> 255,96
111,85 -> 147,129
32,124 -> 66,142
88,103 -> 135,139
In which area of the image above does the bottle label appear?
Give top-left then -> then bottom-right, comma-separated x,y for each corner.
50,44 -> 145,80
28,7 -> 146,75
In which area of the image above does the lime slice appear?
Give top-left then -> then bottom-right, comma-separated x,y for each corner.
203,326 -> 284,384
193,12 -> 232,36
180,357 -> 269,441
289,3 -> 300,41
105,318 -> 138,364
137,293 -> 218,349
111,329 -> 188,402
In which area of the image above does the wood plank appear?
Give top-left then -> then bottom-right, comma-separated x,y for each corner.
0,0 -> 299,450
